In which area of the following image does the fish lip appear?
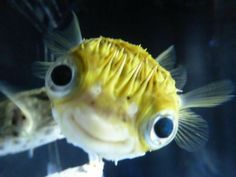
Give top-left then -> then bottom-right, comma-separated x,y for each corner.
64,114 -> 139,161
70,114 -> 132,147
71,115 -> 116,144
52,107 -> 138,160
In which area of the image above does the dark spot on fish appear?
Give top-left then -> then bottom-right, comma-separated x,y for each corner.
0,145 -> 4,150
45,128 -> 52,135
11,107 -> 27,130
31,92 -> 49,101
126,96 -> 130,100
13,139 -> 20,145
11,116 -> 17,126
153,81 -> 156,85
11,107 -> 26,126
91,101 -> 95,105
21,115 -> 26,120
12,131 -> 19,137
122,115 -> 127,123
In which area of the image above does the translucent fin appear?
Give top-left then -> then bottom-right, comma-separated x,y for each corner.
9,0 -> 45,32
180,80 -> 234,109
0,82 -> 32,131
32,61 -> 53,79
175,109 -> 209,151
0,82 -> 35,125
11,1 -> 82,57
28,148 -> 34,158
170,65 -> 187,90
155,46 -> 176,70
9,0 -> 71,32
0,81 -> 19,104
45,12 -> 83,56
47,142 -> 62,175
59,12 -> 83,46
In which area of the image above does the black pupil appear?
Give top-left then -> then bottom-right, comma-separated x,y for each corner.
51,65 -> 72,86
154,118 -> 173,138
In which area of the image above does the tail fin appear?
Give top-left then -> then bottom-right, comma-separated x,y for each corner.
175,80 -> 234,151
45,12 -> 83,56
180,80 -> 234,109
10,1 -> 83,79
9,0 -> 83,57
9,0 -> 72,32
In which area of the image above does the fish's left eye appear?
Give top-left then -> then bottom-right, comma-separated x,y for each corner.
154,117 -> 173,138
143,113 -> 178,150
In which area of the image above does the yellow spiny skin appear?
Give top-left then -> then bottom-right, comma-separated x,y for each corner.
46,37 -> 180,161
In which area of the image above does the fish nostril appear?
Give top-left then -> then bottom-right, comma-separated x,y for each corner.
51,65 -> 72,86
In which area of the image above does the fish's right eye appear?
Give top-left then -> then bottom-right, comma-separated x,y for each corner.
51,65 -> 72,86
46,62 -> 76,98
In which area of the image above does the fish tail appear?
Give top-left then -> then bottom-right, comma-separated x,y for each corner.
180,80 -> 234,109
9,0 -> 82,56
32,11 -> 83,79
11,1 -> 83,78
44,11 -> 83,55
9,0 -> 71,32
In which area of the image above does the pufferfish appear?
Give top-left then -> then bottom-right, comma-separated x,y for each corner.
33,15 -> 234,162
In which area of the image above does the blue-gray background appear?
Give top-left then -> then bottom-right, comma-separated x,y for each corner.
0,0 -> 236,177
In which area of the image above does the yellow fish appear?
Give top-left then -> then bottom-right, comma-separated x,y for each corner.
35,15 -> 234,162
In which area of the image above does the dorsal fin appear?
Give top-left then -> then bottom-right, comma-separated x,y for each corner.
155,46 -> 176,71
45,12 -> 83,57
32,13 -> 83,79
156,46 -> 187,90
170,65 -> 187,90
11,0 -> 83,57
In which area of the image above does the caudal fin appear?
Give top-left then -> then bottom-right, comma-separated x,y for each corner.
180,80 -> 234,109
10,1 -> 83,57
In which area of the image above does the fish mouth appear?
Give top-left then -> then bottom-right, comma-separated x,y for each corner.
57,109 -> 138,161
71,115 -> 119,144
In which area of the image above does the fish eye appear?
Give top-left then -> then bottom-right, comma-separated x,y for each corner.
153,117 -> 173,138
143,113 -> 178,150
51,65 -> 72,86
46,61 -> 76,98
